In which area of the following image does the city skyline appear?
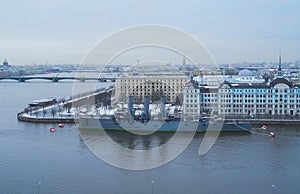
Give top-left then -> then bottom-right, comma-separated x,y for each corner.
0,0 -> 299,65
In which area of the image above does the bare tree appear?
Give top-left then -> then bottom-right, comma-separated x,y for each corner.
51,108 -> 57,118
58,106 -> 63,117
43,109 -> 47,118
63,103 -> 72,113
24,107 -> 30,114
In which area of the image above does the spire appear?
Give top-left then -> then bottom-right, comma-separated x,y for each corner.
278,48 -> 282,77
279,48 -> 282,71
182,53 -> 186,73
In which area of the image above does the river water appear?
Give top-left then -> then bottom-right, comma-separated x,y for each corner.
1,80 -> 300,193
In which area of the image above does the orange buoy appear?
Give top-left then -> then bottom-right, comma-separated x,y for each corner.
50,127 -> 55,132
58,123 -> 64,128
269,132 -> 275,137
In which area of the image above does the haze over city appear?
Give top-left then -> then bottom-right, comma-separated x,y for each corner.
0,0 -> 299,65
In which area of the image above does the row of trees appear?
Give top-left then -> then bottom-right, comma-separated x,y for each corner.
23,102 -> 72,118
22,89 -> 113,118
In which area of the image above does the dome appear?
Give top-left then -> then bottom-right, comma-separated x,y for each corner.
238,69 -> 254,77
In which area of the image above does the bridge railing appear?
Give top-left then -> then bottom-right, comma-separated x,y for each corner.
0,76 -> 116,82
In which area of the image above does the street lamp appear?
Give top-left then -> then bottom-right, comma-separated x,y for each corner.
36,176 -> 50,194
151,180 -> 154,194
37,181 -> 41,194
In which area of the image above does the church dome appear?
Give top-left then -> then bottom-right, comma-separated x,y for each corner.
238,69 -> 254,77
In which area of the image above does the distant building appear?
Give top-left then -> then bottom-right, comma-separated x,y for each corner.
115,74 -> 190,104
1,59 -> 10,69
183,56 -> 300,116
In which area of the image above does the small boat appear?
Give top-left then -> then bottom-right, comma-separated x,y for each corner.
50,127 -> 55,132
261,125 -> 268,130
58,123 -> 64,128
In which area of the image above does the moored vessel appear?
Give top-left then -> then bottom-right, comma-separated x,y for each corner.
78,116 -> 251,132
78,96 -> 251,132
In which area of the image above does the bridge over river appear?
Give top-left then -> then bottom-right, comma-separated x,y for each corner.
0,76 -> 116,82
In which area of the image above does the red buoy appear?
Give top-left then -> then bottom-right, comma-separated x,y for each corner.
58,123 -> 64,128
50,127 -> 55,132
261,125 -> 268,130
269,132 -> 275,137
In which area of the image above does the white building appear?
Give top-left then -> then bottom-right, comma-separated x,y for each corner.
183,79 -> 218,117
183,60 -> 300,117
217,77 -> 299,116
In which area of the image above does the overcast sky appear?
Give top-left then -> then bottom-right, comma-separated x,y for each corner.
0,0 -> 299,65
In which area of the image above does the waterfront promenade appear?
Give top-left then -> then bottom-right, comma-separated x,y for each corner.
226,115 -> 300,125
17,102 -> 300,125
17,86 -> 114,123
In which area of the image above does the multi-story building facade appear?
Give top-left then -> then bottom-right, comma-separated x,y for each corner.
183,60 -> 300,117
115,74 -> 190,104
217,77 -> 299,116
183,80 -> 219,117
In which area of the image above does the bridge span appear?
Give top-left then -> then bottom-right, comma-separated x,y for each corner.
0,76 -> 116,82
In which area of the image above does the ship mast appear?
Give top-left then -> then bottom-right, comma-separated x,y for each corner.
200,71 -> 204,116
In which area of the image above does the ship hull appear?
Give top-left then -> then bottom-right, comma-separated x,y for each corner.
78,117 -> 251,132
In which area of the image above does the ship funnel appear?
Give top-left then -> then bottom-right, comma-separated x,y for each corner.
143,96 -> 150,120
160,96 -> 166,118
128,96 -> 134,117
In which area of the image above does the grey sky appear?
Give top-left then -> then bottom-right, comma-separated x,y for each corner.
0,0 -> 299,65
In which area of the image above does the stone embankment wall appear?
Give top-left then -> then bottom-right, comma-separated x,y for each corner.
17,87 -> 114,123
